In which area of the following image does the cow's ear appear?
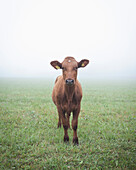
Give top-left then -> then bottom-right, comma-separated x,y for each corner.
50,60 -> 62,70
78,59 -> 89,68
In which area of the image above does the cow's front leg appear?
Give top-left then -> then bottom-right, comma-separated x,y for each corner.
62,113 -> 69,142
57,106 -> 69,142
72,106 -> 80,145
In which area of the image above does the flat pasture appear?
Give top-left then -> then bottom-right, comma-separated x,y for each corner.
0,78 -> 136,169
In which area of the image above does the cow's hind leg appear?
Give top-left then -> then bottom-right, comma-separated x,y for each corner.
57,112 -> 62,128
67,112 -> 71,129
72,107 -> 80,145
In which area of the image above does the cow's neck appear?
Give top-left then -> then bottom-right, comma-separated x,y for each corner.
64,84 -> 75,103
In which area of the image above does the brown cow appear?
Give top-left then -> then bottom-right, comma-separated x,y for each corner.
50,57 -> 89,144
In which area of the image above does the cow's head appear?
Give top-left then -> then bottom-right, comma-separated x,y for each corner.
50,57 -> 89,86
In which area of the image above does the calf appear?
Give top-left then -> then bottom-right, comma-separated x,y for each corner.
50,57 -> 89,144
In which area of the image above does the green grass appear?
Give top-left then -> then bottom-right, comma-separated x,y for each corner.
0,78 -> 136,169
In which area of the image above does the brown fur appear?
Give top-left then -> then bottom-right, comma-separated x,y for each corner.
50,57 -> 89,144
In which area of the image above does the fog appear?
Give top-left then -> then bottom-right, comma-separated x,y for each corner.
0,0 -> 136,80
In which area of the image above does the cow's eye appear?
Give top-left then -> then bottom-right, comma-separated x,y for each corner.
62,67 -> 66,71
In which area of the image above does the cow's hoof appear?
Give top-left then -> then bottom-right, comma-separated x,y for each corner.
73,137 -> 79,145
64,135 -> 69,142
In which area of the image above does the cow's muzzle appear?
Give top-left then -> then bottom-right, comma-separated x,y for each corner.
65,79 -> 74,85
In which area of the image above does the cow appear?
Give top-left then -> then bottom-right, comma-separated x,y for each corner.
50,57 -> 89,145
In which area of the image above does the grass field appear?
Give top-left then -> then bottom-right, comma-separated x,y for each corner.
0,78 -> 136,169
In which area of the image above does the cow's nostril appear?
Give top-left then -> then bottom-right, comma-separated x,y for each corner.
71,79 -> 74,83
66,79 -> 74,85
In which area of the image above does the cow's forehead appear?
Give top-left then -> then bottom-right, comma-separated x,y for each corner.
62,57 -> 78,67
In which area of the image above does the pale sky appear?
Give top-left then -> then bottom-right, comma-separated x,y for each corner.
0,0 -> 136,79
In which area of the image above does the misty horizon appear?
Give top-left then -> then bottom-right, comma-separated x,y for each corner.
0,0 -> 136,80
